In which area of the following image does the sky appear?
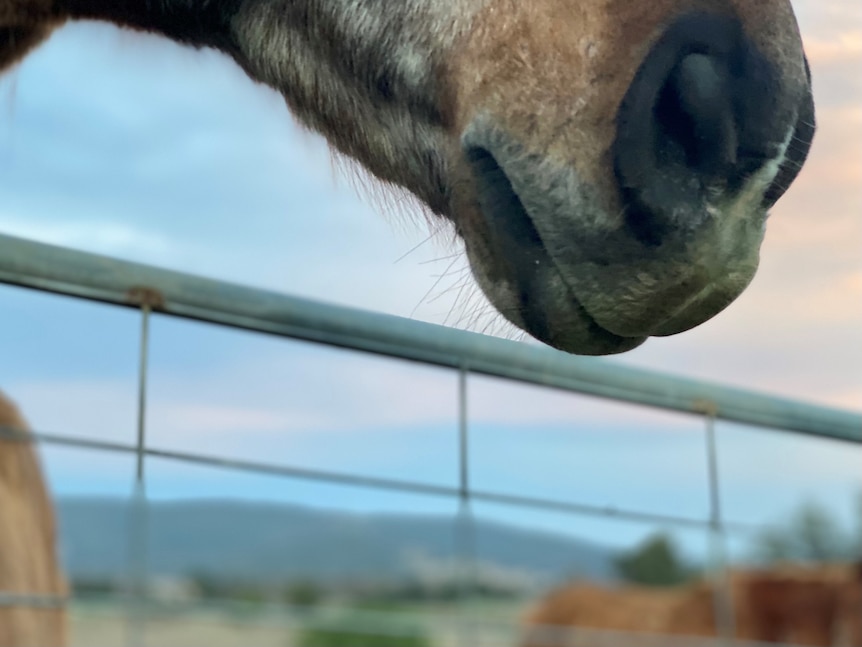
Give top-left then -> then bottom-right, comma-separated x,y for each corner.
0,2 -> 860,564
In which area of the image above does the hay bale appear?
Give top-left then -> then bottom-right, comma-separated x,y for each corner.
522,581 -> 716,647
523,564 -> 862,647
0,391 -> 67,647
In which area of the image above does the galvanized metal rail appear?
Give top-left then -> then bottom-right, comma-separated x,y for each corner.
1,232 -> 859,442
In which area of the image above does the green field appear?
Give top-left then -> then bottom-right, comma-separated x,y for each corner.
69,599 -> 530,647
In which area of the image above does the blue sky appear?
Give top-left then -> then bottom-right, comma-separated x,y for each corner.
0,4 -> 860,563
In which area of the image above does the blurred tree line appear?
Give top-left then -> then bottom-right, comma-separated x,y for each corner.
753,494 -> 862,564
614,534 -> 697,586
614,494 -> 862,587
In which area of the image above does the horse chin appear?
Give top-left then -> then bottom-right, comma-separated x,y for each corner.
466,247 -> 756,356
461,242 -> 646,356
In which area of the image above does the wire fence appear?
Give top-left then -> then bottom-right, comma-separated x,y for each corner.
1,231 -> 861,647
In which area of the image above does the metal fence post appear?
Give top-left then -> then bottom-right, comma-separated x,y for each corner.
456,366 -> 479,646
702,404 -> 737,645
126,298 -> 153,647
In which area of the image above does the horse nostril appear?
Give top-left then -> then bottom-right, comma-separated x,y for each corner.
656,53 -> 738,176
612,11 -> 793,246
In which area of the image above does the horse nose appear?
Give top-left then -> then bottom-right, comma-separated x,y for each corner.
613,12 -> 783,245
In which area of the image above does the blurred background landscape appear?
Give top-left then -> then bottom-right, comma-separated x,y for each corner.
1,0 -> 859,645
58,490 -> 862,645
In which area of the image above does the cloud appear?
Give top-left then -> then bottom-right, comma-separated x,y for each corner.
9,379 -> 140,444
0,213 -> 174,258
804,31 -> 862,65
793,107 -> 862,191
796,2 -> 862,44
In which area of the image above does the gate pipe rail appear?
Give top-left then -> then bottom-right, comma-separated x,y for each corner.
1,233 -> 859,443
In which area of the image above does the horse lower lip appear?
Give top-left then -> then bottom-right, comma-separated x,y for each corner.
506,255 -> 649,355
518,292 -> 647,355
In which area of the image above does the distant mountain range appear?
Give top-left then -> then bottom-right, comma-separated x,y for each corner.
56,498 -> 617,590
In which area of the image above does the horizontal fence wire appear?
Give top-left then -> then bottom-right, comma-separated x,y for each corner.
0,425 -> 765,533
0,233 -> 860,442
